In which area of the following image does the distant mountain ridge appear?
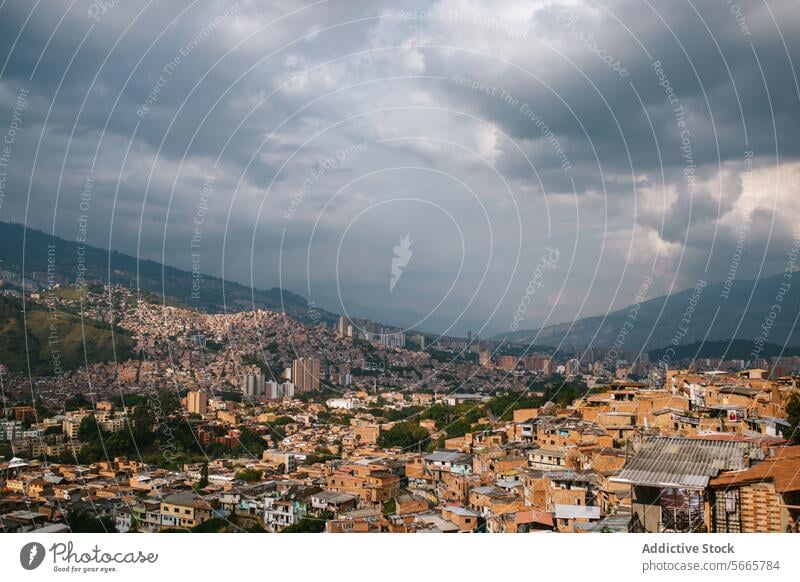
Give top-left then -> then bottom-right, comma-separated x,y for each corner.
0,221 -> 329,322
496,272 -> 800,354
647,340 -> 800,362
8,221 -> 799,355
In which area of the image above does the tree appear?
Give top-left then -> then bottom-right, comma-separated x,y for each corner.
157,390 -> 182,416
235,468 -> 263,482
235,428 -> 267,456
784,392 -> 800,444
378,422 -> 428,450
485,393 -> 543,420
445,418 -> 472,439
67,508 -> 116,533
77,415 -> 104,443
191,517 -> 228,533
198,462 -> 209,488
130,404 -> 155,446
105,430 -> 134,456
303,453 -> 326,465
421,404 -> 451,426
64,394 -> 90,411
281,512 -> 332,533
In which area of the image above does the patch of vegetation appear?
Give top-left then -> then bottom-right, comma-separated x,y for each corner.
484,393 -> 543,420
66,508 -> 117,533
0,295 -> 133,375
217,391 -> 242,403
444,418 -> 473,438
191,518 -> 228,533
367,406 -> 423,422
542,380 -> 589,407
281,512 -> 332,533
235,427 -> 267,457
382,498 -> 396,515
378,421 -> 428,450
316,411 -> 353,426
270,415 -> 295,426
785,392 -> 800,444
235,468 -> 263,482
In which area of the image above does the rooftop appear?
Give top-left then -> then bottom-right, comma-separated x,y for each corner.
708,446 -> 800,493
312,490 -> 358,504
554,504 -> 601,520
443,505 -> 479,517
424,450 -> 472,464
611,436 -> 753,489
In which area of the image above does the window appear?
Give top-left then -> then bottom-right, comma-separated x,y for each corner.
712,489 -> 741,533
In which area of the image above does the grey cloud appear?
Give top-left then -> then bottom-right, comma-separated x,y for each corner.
0,0 -> 798,336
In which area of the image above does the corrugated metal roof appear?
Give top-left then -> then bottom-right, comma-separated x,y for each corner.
611,436 -> 749,489
554,504 -> 601,519
443,505 -> 479,517
424,450 -> 472,464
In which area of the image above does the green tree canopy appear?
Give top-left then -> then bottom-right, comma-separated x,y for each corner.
378,421 -> 428,450
784,392 -> 800,444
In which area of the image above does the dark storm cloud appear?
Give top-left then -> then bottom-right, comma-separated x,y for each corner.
0,0 -> 798,335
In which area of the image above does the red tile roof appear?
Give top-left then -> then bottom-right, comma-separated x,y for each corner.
709,446 -> 800,493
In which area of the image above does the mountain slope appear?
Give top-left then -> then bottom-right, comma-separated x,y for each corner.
497,273 -> 800,353
0,295 -> 133,375
0,221 -> 326,322
647,340 -> 800,362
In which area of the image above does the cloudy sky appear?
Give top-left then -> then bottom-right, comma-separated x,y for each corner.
0,0 -> 798,336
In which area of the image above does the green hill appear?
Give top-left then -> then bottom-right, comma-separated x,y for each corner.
0,221 -> 323,322
0,295 -> 133,375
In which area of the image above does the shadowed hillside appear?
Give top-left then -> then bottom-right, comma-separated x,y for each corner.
0,221 -> 323,322
497,273 -> 800,354
0,295 -> 133,375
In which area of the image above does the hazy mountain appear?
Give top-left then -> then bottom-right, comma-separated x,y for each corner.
9,221 -> 799,357
0,221 -> 327,323
647,340 -> 800,362
495,272 -> 800,354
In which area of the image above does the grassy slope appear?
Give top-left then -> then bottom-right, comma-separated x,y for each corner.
0,295 -> 133,375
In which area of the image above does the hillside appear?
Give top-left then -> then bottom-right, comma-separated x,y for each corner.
0,295 -> 133,375
647,340 -> 800,362
497,272 -> 800,353
0,221 -> 323,322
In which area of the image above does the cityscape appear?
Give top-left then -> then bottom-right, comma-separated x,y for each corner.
1,261 -> 799,534
0,1 -> 799,564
